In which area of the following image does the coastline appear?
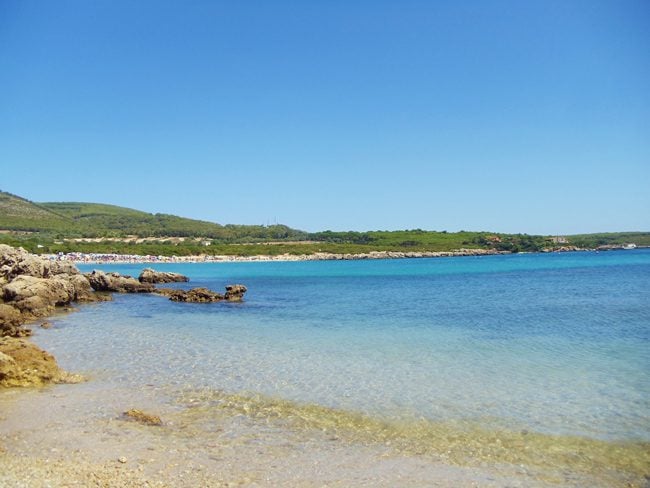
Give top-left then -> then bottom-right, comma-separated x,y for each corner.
46,248 -> 523,264
43,245 -> 644,265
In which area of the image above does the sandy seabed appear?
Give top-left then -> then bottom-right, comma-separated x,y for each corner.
0,376 -> 633,488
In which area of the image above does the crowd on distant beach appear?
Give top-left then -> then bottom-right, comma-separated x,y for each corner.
44,248 -> 511,264
47,252 -> 187,264
45,252 -> 236,264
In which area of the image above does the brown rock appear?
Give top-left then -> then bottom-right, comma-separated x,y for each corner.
11,295 -> 52,317
0,304 -> 26,337
49,260 -> 80,276
67,274 -> 111,302
0,246 -> 109,338
167,287 -> 224,303
2,275 -> 76,317
157,284 -> 247,303
0,244 -> 49,280
138,268 -> 189,284
224,284 -> 247,302
0,245 -> 83,281
122,409 -> 163,426
85,270 -> 155,294
0,337 -> 76,387
84,270 -> 114,291
155,287 -> 179,297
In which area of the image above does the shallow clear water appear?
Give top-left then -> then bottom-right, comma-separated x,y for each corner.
34,250 -> 650,442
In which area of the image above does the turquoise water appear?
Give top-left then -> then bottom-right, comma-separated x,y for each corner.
35,250 -> 650,442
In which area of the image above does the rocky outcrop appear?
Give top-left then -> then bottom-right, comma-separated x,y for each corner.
541,246 -> 583,253
2,273 -> 109,321
0,304 -> 27,338
0,244 -> 82,283
0,337 -> 82,387
0,246 -> 102,387
1,246 -> 110,337
156,284 -> 247,303
224,284 -> 247,302
68,273 -> 105,302
157,287 -> 224,303
0,244 -> 248,388
138,268 -> 189,284
3,275 -> 76,313
0,245 -> 49,283
85,270 -> 155,293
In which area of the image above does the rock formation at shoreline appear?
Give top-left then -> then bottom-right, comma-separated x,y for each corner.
0,337 -> 82,387
138,268 -> 189,284
0,244 -> 110,338
0,244 -> 111,386
224,284 -> 247,302
158,287 -> 223,302
0,244 -> 248,387
156,284 -> 247,303
0,304 -> 24,338
85,270 -> 155,293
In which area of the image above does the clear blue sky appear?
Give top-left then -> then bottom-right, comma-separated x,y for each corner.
1,0 -> 648,234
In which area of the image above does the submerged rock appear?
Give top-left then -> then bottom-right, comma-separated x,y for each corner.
122,409 -> 163,426
138,268 -> 189,284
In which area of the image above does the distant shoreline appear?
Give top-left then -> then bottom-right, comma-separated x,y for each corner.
43,247 -> 584,264
42,245 -> 648,265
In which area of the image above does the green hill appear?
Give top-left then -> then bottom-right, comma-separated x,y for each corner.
0,191 -> 73,233
0,191 -> 306,241
1,190 -> 648,256
39,201 -> 227,238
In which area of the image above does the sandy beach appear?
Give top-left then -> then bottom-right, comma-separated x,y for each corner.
45,248 -> 513,265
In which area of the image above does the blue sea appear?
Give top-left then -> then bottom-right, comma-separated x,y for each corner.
33,249 -> 649,442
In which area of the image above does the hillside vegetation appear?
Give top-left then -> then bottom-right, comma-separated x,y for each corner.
0,191 -> 306,241
0,191 -> 71,232
1,190 -> 648,256
566,232 -> 650,248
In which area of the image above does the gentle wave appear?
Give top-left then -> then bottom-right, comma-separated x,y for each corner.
175,388 -> 650,486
